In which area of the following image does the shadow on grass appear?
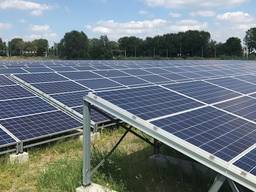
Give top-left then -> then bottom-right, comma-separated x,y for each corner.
36,142 -> 252,192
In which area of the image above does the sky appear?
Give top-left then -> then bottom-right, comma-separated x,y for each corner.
0,0 -> 255,45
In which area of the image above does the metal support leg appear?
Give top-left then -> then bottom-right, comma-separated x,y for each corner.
228,179 -> 240,192
82,101 -> 91,187
208,174 -> 226,192
154,139 -> 161,154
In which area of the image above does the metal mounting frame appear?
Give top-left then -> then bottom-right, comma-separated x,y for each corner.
83,92 -> 256,192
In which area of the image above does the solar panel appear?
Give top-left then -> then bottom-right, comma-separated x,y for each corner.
160,73 -> 188,81
164,81 -> 240,104
0,97 -> 56,120
77,78 -> 123,90
236,75 -> 256,84
234,148 -> 256,176
33,81 -> 87,94
208,77 -> 256,94
60,71 -> 101,80
0,85 -> 34,101
0,111 -> 82,141
24,67 -> 54,73
215,96 -> 256,121
52,91 -> 87,107
0,68 -> 27,74
74,66 -> 96,71
94,70 -> 129,77
0,127 -> 16,147
110,76 -> 150,86
96,86 -> 203,120
138,74 -> 171,83
151,106 -> 256,161
0,75 -> 15,86
121,69 -> 151,76
144,68 -> 170,74
50,66 -> 77,72
16,73 -> 67,83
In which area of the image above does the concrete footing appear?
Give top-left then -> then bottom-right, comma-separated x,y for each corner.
79,132 -> 100,142
9,152 -> 29,164
76,183 -> 115,192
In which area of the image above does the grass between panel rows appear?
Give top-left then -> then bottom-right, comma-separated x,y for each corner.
0,128 -> 246,192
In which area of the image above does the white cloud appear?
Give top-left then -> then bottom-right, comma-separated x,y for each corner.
144,0 -> 247,8
190,10 -> 216,17
0,22 -> 12,30
87,19 -> 207,39
170,19 -> 207,31
0,0 -> 50,16
31,24 -> 50,32
169,12 -> 181,18
26,24 -> 58,45
217,11 -> 253,23
211,11 -> 255,42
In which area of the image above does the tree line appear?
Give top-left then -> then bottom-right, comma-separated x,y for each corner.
1,27 -> 256,59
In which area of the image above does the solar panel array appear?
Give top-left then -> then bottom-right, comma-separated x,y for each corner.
0,74 -> 82,152
1,59 -> 256,187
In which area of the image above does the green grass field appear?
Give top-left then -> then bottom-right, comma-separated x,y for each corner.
0,129 -> 248,192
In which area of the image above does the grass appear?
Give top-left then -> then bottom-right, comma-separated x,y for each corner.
0,128 -> 251,192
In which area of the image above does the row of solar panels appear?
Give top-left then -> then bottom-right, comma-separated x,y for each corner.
91,81 -> 256,190
1,60 -> 256,151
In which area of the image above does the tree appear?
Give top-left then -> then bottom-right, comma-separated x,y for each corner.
224,37 -> 242,57
58,31 -> 89,59
0,38 -> 7,56
118,36 -> 143,57
33,39 -> 48,56
23,41 -> 36,56
244,28 -> 256,54
9,38 -> 24,56
89,36 -> 113,59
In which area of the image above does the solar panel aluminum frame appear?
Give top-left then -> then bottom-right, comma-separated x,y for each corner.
84,92 -> 256,192
0,124 -> 20,154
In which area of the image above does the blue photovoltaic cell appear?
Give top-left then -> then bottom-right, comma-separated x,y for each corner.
234,148 -> 256,176
24,67 -> 54,73
215,96 -> 256,121
208,77 -> 256,94
121,69 -> 151,76
0,85 -> 33,101
0,128 -> 15,146
164,81 -> 240,104
97,86 -> 203,120
60,71 -> 101,80
77,78 -> 123,90
110,76 -> 149,86
178,72 -> 202,79
33,81 -> 87,94
0,75 -> 15,86
152,107 -> 256,161
0,68 -> 27,74
94,70 -> 129,77
16,73 -> 67,83
50,66 -> 77,72
138,74 -> 171,83
52,91 -> 88,107
0,97 -> 56,120
0,111 -> 82,141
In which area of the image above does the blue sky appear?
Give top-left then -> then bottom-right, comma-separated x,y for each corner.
0,0 -> 255,45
